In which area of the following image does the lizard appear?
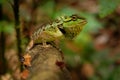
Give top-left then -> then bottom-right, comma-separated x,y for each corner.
26,14 -> 87,51
58,14 -> 87,39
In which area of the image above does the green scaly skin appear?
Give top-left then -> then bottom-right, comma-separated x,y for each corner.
58,15 -> 87,39
26,14 -> 87,51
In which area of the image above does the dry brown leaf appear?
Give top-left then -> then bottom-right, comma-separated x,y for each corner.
23,54 -> 32,67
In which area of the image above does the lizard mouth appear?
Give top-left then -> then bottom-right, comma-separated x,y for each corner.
80,20 -> 87,25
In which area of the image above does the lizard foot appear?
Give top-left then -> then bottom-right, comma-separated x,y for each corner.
26,40 -> 34,52
42,42 -> 51,48
42,45 -> 51,48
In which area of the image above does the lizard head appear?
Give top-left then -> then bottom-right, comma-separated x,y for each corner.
58,14 -> 87,39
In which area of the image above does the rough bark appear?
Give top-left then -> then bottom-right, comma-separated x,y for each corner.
26,44 -> 71,80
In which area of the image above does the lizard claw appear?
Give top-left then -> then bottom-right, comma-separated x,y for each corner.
42,42 -> 51,48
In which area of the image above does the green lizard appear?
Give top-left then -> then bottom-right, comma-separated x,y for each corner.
26,14 -> 87,51
58,15 -> 87,39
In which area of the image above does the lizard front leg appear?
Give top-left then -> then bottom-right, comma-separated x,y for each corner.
26,40 -> 34,51
42,38 -> 50,47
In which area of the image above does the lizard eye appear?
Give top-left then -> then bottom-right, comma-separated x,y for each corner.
71,15 -> 77,21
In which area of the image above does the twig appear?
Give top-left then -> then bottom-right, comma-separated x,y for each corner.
13,0 -> 22,59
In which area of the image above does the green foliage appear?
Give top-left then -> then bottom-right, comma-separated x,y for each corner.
40,0 -> 78,19
99,0 -> 120,18
62,38 -> 120,79
108,67 -> 120,80
41,0 -> 55,17
79,13 -> 102,33
0,0 -> 4,4
60,41 -> 81,67
41,0 -> 120,18
53,7 -> 79,18
74,13 -> 102,46
0,0 -> 9,4
0,21 -> 14,34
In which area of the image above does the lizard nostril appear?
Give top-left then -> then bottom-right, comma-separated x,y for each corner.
55,19 -> 59,23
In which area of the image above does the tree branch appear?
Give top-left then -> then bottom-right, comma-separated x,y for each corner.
24,45 -> 71,80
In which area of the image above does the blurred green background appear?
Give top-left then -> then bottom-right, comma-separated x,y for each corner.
0,0 -> 120,80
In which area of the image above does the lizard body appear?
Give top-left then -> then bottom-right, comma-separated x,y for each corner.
26,14 -> 87,51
